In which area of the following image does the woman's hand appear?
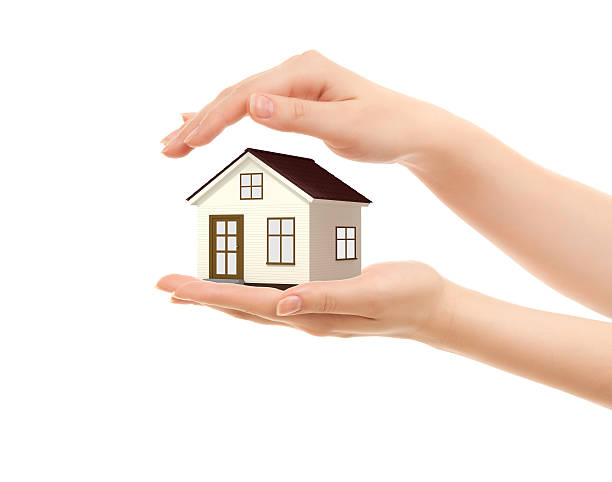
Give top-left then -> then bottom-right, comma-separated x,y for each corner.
156,262 -> 452,341
157,260 -> 612,408
161,50 -> 454,164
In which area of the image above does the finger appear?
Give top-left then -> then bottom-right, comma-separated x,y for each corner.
181,112 -> 196,122
160,102 -> 222,157
170,298 -> 200,305
173,280 -> 282,318
160,113 -> 198,145
181,52 -> 334,149
161,126 -> 182,145
172,280 -> 375,336
246,93 -> 355,142
161,83 -> 246,157
276,277 -> 380,318
156,274 -> 200,292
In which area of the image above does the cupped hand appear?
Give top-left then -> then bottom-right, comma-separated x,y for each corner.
156,262 -> 453,341
161,51 -> 452,164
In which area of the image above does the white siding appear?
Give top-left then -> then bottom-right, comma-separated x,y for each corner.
195,154 -> 310,284
309,201 -> 362,281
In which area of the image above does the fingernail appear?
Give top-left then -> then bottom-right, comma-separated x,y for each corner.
250,94 -> 274,119
276,295 -> 302,316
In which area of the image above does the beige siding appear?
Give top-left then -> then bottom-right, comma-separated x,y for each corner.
195,154 -> 310,284
309,201 -> 362,281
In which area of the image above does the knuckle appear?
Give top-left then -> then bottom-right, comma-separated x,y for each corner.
289,283 -> 337,314
217,84 -> 237,99
294,50 -> 327,72
229,82 -> 247,97
319,291 -> 337,314
206,108 -> 229,128
282,54 -> 301,65
291,98 -> 306,120
302,284 -> 336,314
300,49 -> 323,61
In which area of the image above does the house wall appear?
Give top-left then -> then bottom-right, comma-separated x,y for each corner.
309,201 -> 362,281
195,154 -> 310,284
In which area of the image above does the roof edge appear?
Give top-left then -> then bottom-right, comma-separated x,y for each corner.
186,149 -> 248,202
186,147 -> 372,204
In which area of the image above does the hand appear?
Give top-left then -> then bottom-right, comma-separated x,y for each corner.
161,50 -> 456,164
156,262 -> 452,340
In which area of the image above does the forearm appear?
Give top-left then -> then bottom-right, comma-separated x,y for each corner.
401,112 -> 612,316
418,280 -> 612,408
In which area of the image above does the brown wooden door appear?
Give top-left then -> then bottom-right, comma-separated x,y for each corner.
209,215 -> 244,279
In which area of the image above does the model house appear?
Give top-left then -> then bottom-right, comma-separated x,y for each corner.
187,148 -> 371,288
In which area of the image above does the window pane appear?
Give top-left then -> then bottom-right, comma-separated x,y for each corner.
346,227 -> 355,239
216,221 -> 225,234
347,239 -> 355,259
281,218 -> 294,235
282,236 -> 294,263
337,240 -> 346,259
216,236 -> 225,251
268,219 -> 280,235
241,174 -> 251,186
227,221 -> 237,235
252,186 -> 262,199
216,253 -> 225,274
252,173 -> 262,185
336,227 -> 346,239
268,236 -> 280,262
227,236 -> 237,251
241,187 -> 251,199
227,253 -> 237,275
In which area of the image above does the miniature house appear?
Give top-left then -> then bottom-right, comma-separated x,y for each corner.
187,148 -> 371,288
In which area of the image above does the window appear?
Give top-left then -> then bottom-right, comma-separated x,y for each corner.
240,173 -> 263,199
267,217 -> 295,264
336,227 -> 357,260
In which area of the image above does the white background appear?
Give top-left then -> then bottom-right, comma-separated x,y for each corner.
1,1 -> 611,480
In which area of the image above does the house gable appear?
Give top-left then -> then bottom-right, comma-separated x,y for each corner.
187,148 -> 372,206
188,152 -> 313,206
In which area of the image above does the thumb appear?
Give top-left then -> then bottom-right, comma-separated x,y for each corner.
275,277 -> 378,318
248,93 -> 352,142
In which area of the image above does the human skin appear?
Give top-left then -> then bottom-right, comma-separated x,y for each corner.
158,51 -> 612,407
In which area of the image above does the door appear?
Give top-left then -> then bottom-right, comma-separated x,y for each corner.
209,215 -> 244,279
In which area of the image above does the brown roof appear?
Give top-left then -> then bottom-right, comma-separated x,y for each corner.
186,148 -> 372,203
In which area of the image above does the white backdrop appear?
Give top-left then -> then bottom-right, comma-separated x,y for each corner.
1,1 -> 611,480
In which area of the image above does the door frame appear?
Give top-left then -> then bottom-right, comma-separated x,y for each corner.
209,214 -> 244,279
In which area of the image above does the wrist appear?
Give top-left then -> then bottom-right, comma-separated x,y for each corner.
410,278 -> 459,350
397,98 -> 485,169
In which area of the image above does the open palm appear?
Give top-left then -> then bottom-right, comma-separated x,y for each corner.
157,262 -> 449,340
